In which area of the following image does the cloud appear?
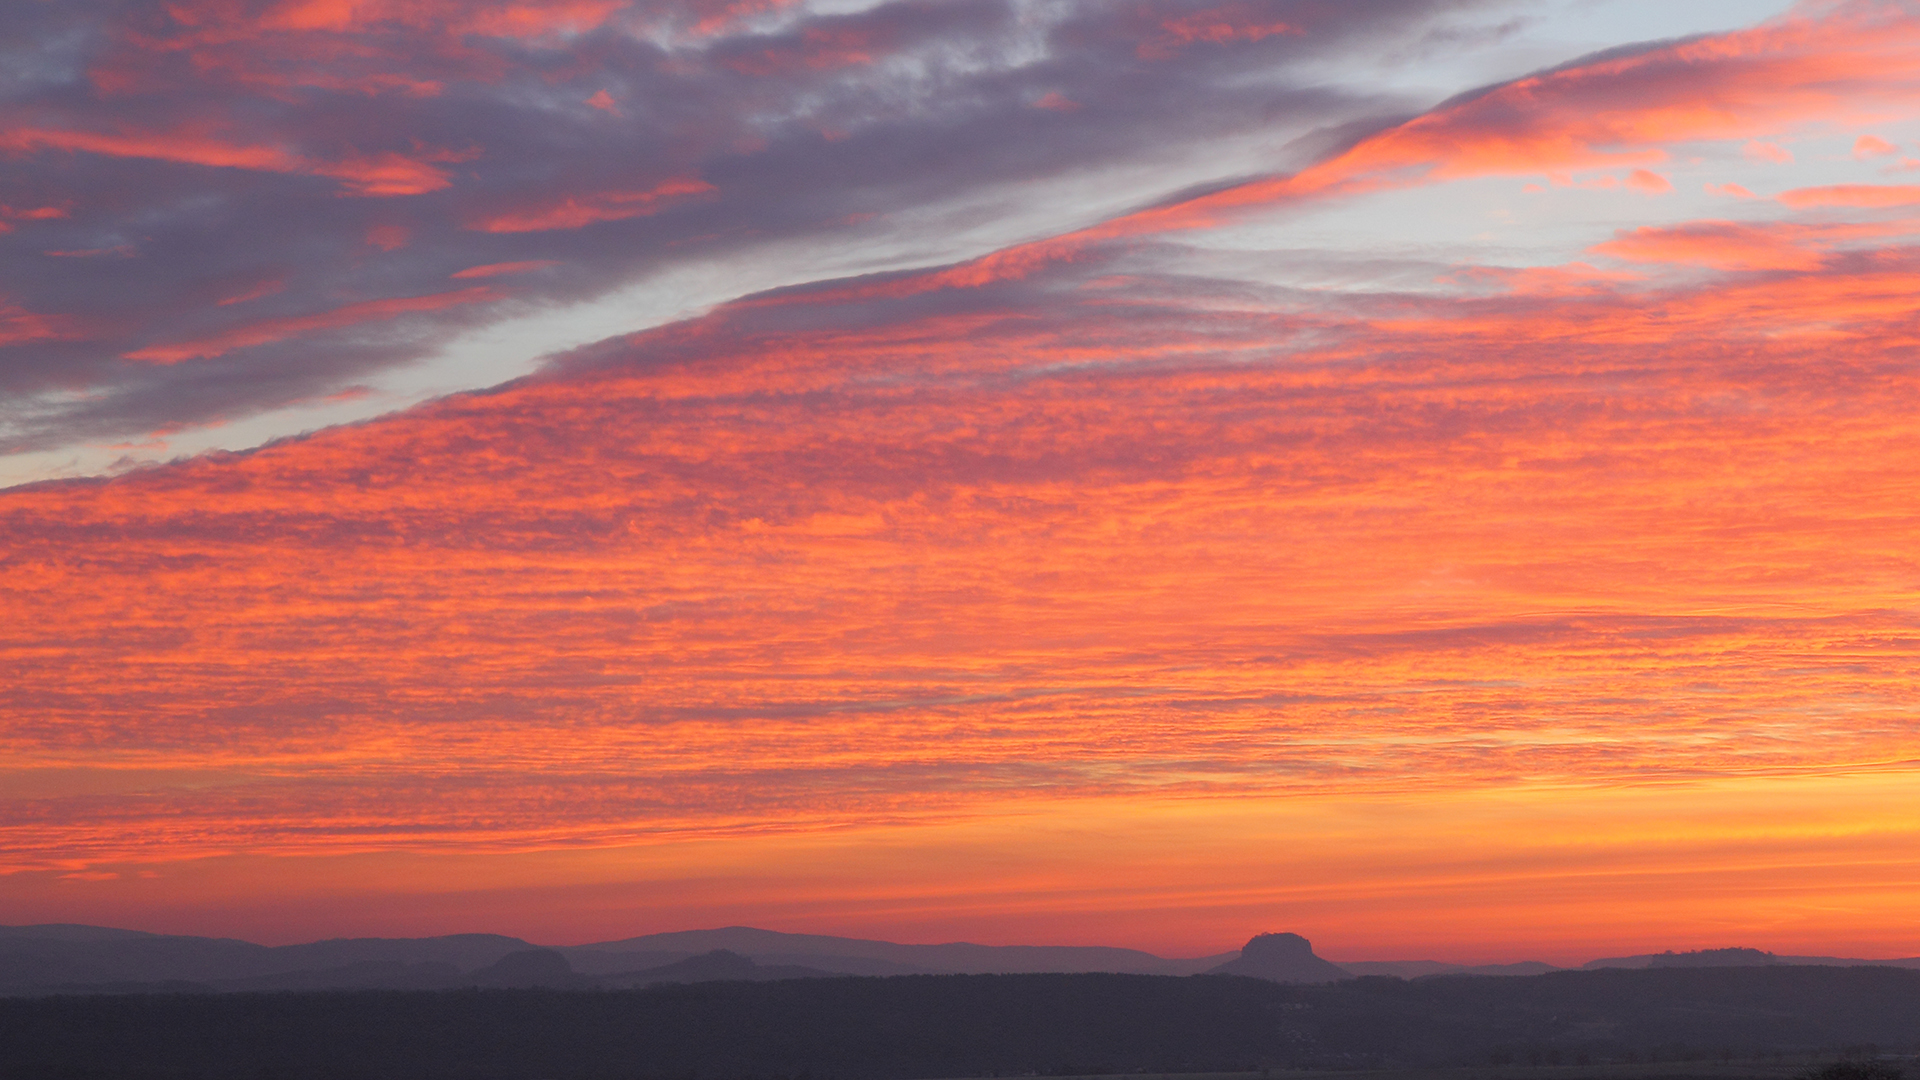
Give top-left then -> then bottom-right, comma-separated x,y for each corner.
1590,221 -> 1829,271
11,0 -> 1920,953
3,0 -> 1484,456
8,227 -> 1920,875
1854,134 -> 1899,158
1079,2 -> 1920,239
469,179 -> 718,233
0,125 -> 466,196
451,259 -> 560,278
1777,183 -> 1920,207
1624,168 -> 1671,195
0,299 -> 85,346
123,286 -> 500,362
1137,4 -> 1303,60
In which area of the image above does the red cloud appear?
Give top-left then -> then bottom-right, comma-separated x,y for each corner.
0,204 -> 68,233
469,177 -> 716,232
451,259 -> 560,278
723,25 -> 886,75
0,298 -> 86,345
217,276 -> 289,306
0,125 -> 468,196
165,0 -> 630,38
1139,5 -> 1303,60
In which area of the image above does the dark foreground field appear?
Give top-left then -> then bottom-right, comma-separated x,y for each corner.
4,967 -> 1918,1080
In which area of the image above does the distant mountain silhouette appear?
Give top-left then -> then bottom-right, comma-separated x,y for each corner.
558,926 -> 1235,977
1582,946 -> 1920,970
1338,959 -> 1562,978
1204,933 -> 1349,983
1649,947 -> 1781,968
214,960 -> 464,992
0,924 -> 536,992
468,949 -> 595,989
8,922 -> 1920,997
603,949 -> 838,987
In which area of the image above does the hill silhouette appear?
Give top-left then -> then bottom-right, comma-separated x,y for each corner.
603,949 -> 838,987
1205,933 -> 1350,983
0,923 -> 1236,992
9,922 -> 1920,996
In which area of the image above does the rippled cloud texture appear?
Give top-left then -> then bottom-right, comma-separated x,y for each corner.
6,0 -> 1920,959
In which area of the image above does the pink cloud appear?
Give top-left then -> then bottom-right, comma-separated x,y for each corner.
1625,168 -> 1673,195
1855,134 -> 1899,158
1777,183 -> 1920,208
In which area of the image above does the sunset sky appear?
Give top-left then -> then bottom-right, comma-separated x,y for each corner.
6,0 -> 1920,965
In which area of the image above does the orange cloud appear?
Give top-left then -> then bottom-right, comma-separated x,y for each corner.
14,0 -> 1920,958
469,177 -> 716,232
122,286 -> 498,362
12,214 -> 1920,956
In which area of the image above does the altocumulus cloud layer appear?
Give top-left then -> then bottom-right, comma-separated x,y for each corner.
0,0 -> 1487,464
6,0 -> 1920,960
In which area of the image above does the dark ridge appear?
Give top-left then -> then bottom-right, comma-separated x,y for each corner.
3,966 -> 1920,1080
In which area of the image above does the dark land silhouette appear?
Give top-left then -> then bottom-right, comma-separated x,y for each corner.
0,924 -> 1237,993
14,923 -> 1918,995
4,966 -> 1920,1080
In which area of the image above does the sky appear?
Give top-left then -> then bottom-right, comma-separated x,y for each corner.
6,0 -> 1920,964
